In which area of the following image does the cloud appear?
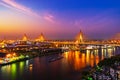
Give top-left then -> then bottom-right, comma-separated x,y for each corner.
0,0 -> 55,23
0,1 -> 13,9
44,14 -> 55,23
1,0 -> 41,18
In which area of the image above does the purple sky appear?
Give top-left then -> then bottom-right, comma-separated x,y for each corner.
0,0 -> 120,40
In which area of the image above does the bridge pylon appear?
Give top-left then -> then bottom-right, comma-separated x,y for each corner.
36,33 -> 45,42
22,34 -> 28,41
75,30 -> 84,44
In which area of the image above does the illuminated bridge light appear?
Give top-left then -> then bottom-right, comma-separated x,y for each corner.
76,29 -> 84,44
22,34 -> 28,41
36,33 -> 45,42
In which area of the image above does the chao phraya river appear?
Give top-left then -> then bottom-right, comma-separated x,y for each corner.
0,47 -> 120,80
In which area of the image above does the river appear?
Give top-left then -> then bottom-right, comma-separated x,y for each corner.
0,47 -> 120,80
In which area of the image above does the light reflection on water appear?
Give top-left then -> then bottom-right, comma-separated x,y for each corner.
0,47 -> 119,80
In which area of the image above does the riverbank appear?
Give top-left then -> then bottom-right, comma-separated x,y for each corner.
0,48 -> 63,66
0,57 -> 29,66
82,54 -> 120,80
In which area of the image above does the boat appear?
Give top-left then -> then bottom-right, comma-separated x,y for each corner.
57,56 -> 63,60
48,56 -> 63,62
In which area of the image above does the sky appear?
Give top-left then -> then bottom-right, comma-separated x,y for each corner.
0,0 -> 120,40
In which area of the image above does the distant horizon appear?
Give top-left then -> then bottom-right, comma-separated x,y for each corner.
0,31 -> 119,40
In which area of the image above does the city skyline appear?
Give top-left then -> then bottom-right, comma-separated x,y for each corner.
0,0 -> 120,40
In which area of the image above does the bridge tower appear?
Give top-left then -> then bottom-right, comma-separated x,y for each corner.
110,33 -> 120,44
36,33 -> 45,42
22,34 -> 28,41
76,30 -> 84,44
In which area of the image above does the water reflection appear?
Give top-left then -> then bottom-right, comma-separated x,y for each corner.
63,50 -> 99,70
63,47 -> 116,71
0,47 -> 119,80
29,64 -> 33,72
0,61 -> 28,80
19,61 -> 25,74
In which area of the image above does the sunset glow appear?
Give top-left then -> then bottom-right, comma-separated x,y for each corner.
0,0 -> 120,40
